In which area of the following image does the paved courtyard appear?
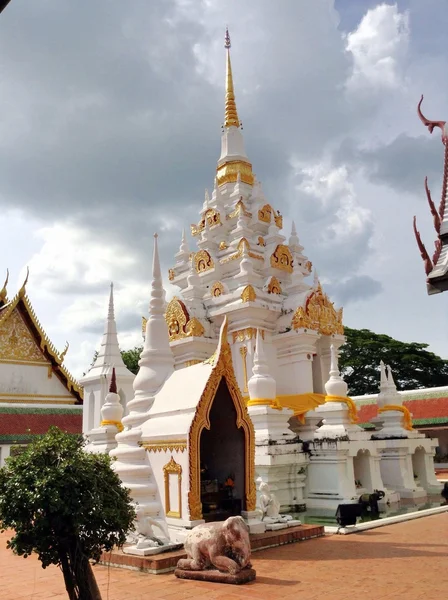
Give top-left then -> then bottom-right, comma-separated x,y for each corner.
1,513 -> 447,600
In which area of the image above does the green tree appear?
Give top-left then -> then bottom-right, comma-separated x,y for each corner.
121,346 -> 142,375
340,327 -> 448,396
0,427 -> 135,600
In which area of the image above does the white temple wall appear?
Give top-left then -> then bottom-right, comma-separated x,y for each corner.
0,363 -> 74,398
147,449 -> 190,528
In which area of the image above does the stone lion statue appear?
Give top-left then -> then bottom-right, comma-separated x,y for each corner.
177,516 -> 252,575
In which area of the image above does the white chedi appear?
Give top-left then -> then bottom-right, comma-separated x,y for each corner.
100,367 -> 123,427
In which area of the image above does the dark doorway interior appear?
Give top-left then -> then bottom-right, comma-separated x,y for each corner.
200,378 -> 245,521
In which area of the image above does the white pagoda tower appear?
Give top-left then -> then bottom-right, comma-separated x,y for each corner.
159,29 -> 345,514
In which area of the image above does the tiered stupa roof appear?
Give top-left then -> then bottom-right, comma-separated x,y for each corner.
164,29 -> 343,350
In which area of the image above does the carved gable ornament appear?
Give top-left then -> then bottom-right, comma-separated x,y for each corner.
194,250 -> 214,273
165,298 -> 205,342
291,283 -> 344,336
0,308 -> 47,363
270,245 -> 293,274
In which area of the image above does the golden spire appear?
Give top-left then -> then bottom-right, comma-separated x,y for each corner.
224,28 -> 240,129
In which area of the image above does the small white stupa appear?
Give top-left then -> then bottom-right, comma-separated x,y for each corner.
85,368 -> 123,454
81,283 -> 135,434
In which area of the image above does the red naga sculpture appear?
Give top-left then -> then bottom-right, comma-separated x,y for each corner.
413,95 -> 448,293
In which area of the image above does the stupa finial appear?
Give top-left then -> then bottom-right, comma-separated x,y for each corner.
224,27 -> 240,129
108,282 -> 115,321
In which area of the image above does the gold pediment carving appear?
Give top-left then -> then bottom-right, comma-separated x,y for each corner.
194,250 -> 214,273
267,276 -> 282,294
211,281 -> 225,297
191,209 -> 222,237
291,283 -> 344,336
0,309 -> 48,364
270,245 -> 293,273
258,204 -> 272,223
165,298 -> 205,341
216,159 -> 254,186
241,285 -> 257,303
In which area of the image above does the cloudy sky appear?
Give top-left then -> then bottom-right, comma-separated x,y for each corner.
2,0 -> 448,378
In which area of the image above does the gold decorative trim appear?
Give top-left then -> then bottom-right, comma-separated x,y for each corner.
220,238 -> 263,264
291,282 -> 344,335
211,281 -> 225,297
0,359 -> 51,367
270,245 -> 293,273
216,160 -> 254,186
194,249 -> 214,273
219,241 -> 228,250
191,209 -> 222,237
166,297 -> 190,341
142,440 -> 187,453
257,236 -> 266,247
185,359 -> 202,367
241,285 -> 256,303
240,345 -> 249,394
0,398 -> 77,405
304,260 -> 313,273
142,316 -> 147,339
258,204 -> 273,223
188,317 -> 256,520
185,317 -> 205,338
267,276 -> 282,294
163,456 -> 182,519
274,213 -> 283,229
226,199 -> 252,220
168,268 -> 175,281
0,393 -> 77,399
232,328 -> 264,343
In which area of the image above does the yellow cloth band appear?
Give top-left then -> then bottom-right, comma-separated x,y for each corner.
378,405 -> 413,431
100,419 -> 124,432
325,395 -> 359,424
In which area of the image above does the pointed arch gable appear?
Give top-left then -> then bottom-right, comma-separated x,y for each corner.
187,320 -> 256,521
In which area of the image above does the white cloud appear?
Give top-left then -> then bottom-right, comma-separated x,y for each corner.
26,222 -> 138,296
345,3 -> 409,93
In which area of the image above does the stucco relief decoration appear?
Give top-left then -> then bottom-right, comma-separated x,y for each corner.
220,238 -> 263,265
187,318 -> 256,521
0,309 -> 47,363
211,282 -> 225,297
241,285 -> 256,303
270,245 -> 293,273
163,456 -> 182,519
226,199 -> 252,220
191,209 -> 222,237
304,261 -> 313,274
194,250 -> 214,273
274,212 -> 283,229
258,204 -> 272,223
185,317 -> 205,338
257,236 -> 266,247
291,283 -> 344,336
165,298 -> 190,341
168,269 -> 175,281
267,277 -> 282,294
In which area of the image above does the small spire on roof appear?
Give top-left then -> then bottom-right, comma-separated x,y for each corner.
18,267 -> 29,297
108,282 -> 115,321
109,367 -> 117,394
0,268 -> 9,303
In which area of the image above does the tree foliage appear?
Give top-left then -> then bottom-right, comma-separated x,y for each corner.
340,327 -> 448,396
0,427 -> 135,600
121,346 -> 142,375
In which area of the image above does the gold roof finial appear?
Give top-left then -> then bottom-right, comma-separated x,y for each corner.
0,269 -> 9,304
224,27 -> 240,129
18,267 -> 29,298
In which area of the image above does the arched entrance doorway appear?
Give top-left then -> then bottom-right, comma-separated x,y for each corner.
200,379 -> 245,520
